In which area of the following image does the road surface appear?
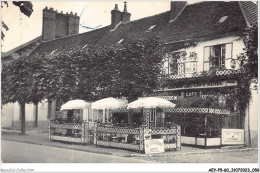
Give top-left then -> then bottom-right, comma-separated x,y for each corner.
1,140 -> 151,163
135,149 -> 258,163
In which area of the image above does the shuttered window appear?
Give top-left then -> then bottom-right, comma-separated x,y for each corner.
204,43 -> 233,71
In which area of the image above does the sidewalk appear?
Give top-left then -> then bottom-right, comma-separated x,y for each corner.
1,129 -> 257,157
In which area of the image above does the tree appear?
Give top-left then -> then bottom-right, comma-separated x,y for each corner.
43,45 -> 111,102
45,37 -> 166,102
2,55 -> 47,134
100,37 -> 167,101
236,24 -> 258,146
239,24 -> 258,79
1,1 -> 33,40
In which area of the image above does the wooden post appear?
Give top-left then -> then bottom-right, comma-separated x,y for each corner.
103,109 -> 105,123
176,125 -> 181,151
48,121 -> 51,141
143,108 -> 150,128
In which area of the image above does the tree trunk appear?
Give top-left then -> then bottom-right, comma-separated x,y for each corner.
34,103 -> 38,127
20,102 -> 26,135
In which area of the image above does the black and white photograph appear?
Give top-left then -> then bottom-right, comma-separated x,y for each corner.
1,1 -> 258,172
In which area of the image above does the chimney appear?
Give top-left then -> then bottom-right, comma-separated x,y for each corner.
169,1 -> 187,23
121,2 -> 131,24
68,12 -> 80,35
42,7 -> 80,41
55,12 -> 67,38
111,4 -> 122,27
42,7 -> 56,41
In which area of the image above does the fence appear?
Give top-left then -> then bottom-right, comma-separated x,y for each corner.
95,125 -> 181,153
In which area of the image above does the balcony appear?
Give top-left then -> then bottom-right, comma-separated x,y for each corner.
169,69 -> 243,80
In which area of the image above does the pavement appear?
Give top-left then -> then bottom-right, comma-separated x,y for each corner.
2,140 -> 151,163
1,128 -> 257,158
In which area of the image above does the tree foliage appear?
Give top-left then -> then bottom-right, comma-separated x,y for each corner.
2,55 -> 47,104
234,24 -> 258,113
43,37 -> 166,102
238,24 -> 258,79
2,55 -> 47,134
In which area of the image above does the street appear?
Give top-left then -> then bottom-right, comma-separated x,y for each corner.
135,150 -> 258,163
2,140 -> 258,163
1,140 -> 151,163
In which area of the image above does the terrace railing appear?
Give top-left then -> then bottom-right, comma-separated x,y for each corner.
95,124 -> 181,153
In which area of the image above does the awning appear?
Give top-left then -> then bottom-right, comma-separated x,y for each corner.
91,97 -> 128,110
127,97 -> 176,109
60,99 -> 91,110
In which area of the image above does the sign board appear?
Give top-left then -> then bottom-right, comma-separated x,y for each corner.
139,95 -> 178,101
221,129 -> 244,145
162,80 -> 238,91
144,139 -> 165,154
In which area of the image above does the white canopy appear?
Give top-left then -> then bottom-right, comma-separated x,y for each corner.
127,97 -> 176,109
91,97 -> 128,110
60,99 -> 91,110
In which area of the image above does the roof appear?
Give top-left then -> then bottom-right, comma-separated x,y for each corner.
239,1 -> 258,26
2,36 -> 41,59
26,1 -> 256,56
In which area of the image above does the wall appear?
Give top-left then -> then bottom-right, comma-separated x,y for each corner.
1,103 -> 14,127
244,80 -> 258,147
2,100 -> 50,129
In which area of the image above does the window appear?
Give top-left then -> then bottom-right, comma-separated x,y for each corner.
218,16 -> 228,23
204,43 -> 232,71
117,39 -> 124,44
177,51 -> 197,76
50,49 -> 57,55
145,25 -> 156,32
164,51 -> 197,76
83,44 -> 88,48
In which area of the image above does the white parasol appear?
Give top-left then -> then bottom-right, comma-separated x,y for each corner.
127,97 -> 176,109
91,97 -> 128,110
60,99 -> 91,110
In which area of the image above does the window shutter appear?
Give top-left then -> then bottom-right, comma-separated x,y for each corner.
204,47 -> 210,62
204,47 -> 210,71
225,43 -> 232,59
163,54 -> 169,74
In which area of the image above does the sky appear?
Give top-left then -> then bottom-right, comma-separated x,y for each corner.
1,1 -> 174,52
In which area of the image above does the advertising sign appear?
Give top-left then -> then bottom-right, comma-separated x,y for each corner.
144,139 -> 165,154
221,129 -> 244,145
162,80 -> 238,91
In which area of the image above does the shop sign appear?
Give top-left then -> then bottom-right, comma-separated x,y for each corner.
185,91 -> 199,97
144,139 -> 165,154
163,80 -> 237,91
139,96 -> 178,101
221,129 -> 244,145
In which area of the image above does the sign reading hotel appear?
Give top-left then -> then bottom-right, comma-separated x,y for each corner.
221,129 -> 244,145
144,139 -> 165,154
166,80 -> 238,91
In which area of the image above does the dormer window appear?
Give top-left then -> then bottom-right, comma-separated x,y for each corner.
218,16 -> 228,23
145,25 -> 156,32
117,39 -> 124,44
83,44 -> 88,48
50,49 -> 57,55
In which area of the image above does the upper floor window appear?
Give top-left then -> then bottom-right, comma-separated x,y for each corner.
163,51 -> 198,76
204,43 -> 232,71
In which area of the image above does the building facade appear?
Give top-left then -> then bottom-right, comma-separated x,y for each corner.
1,1 -> 257,146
